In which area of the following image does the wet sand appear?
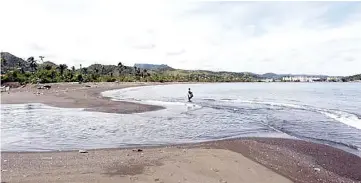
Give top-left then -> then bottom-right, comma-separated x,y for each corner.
205,138 -> 361,183
2,138 -> 361,183
1,82 -> 165,114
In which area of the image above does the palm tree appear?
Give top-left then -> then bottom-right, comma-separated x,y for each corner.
1,57 -> 6,67
1,57 -> 7,74
82,68 -> 88,75
27,57 -> 37,73
101,65 -> 105,75
137,68 -> 141,76
143,69 -> 148,77
58,64 -> 68,76
134,66 -> 137,76
18,62 -> 25,74
117,62 -> 124,75
39,56 -> 44,64
133,66 -> 141,77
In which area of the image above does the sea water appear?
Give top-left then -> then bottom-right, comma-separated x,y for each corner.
1,83 -> 361,156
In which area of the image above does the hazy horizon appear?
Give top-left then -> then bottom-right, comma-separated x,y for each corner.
1,1 -> 360,76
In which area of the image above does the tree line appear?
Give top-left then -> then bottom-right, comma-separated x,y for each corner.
1,55 -> 258,84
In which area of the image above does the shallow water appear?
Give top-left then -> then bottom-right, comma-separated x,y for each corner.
1,83 -> 361,155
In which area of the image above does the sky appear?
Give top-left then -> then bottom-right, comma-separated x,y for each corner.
0,0 -> 360,76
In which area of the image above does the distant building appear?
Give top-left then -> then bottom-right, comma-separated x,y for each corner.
282,76 -> 322,82
261,79 -> 274,82
326,77 -> 341,82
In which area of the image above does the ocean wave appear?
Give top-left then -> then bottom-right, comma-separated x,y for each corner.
234,100 -> 307,109
319,110 -> 361,130
217,99 -> 361,130
219,98 -> 235,101
202,98 -> 216,101
252,101 -> 361,130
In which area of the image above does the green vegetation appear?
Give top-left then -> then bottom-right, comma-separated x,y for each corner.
342,74 -> 361,82
2,52 -> 360,84
1,53 -> 259,84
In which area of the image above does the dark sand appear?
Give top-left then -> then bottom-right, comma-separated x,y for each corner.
204,138 -> 361,183
2,139 -> 360,183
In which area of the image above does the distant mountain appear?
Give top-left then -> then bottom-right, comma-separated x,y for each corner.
134,63 -> 174,71
42,61 -> 57,67
260,73 -> 330,79
1,52 -> 61,73
86,64 -> 130,76
1,52 -> 29,73
5,52 -> 351,84
261,73 -> 281,79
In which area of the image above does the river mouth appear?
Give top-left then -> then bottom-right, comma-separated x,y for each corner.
0,102 -> 291,152
1,83 -> 361,157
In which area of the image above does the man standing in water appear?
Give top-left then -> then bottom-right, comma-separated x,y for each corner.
188,88 -> 193,102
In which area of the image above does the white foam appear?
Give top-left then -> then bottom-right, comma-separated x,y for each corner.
141,100 -> 202,109
257,101 -> 305,109
231,99 -> 307,110
228,99 -> 361,130
320,110 -> 361,130
255,102 -> 361,130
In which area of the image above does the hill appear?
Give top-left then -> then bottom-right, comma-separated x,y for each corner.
0,52 -> 261,84
0,52 -> 29,74
154,69 -> 259,82
86,64 -> 135,76
134,63 -> 174,71
1,52 -> 63,74
42,61 -> 58,68
342,74 -> 361,82
261,73 -> 281,79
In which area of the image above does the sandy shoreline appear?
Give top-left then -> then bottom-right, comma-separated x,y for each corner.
2,82 -> 361,182
2,138 -> 361,183
1,82 -> 166,114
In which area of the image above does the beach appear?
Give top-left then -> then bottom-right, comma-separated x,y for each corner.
1,82 -> 165,114
1,82 -> 361,183
2,138 -> 361,183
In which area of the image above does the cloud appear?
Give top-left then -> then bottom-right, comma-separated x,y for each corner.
28,43 -> 46,51
166,49 -> 186,56
0,1 -> 360,76
133,44 -> 156,50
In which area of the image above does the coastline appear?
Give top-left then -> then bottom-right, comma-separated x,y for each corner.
2,82 -> 361,182
1,82 -> 166,114
2,138 -> 360,183
206,138 -> 361,183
